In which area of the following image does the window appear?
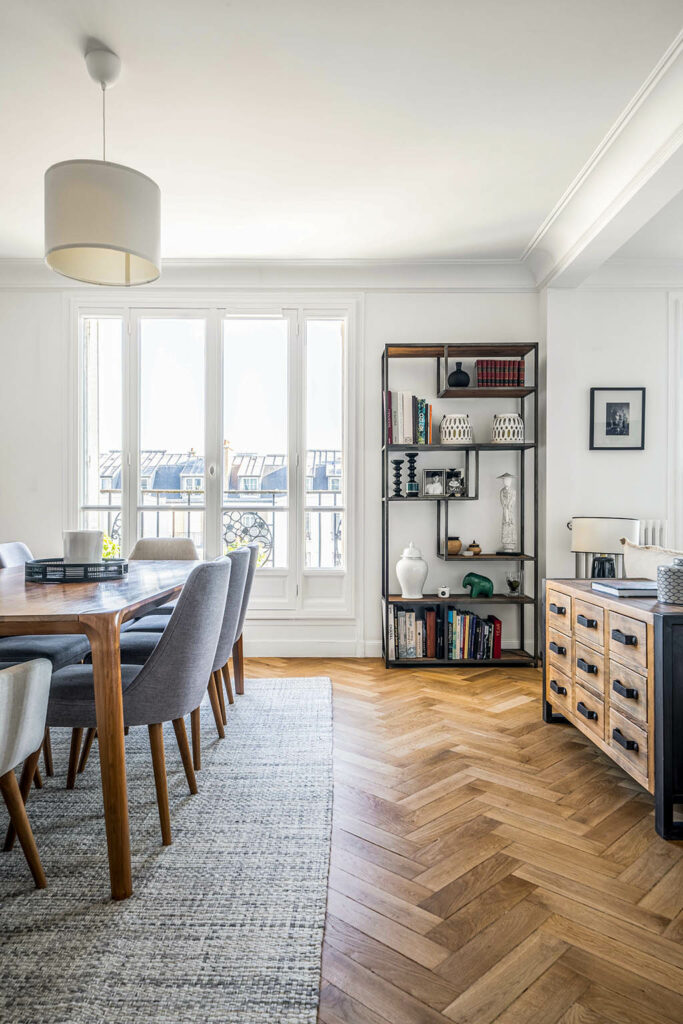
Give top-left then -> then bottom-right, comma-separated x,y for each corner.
77,302 -> 353,612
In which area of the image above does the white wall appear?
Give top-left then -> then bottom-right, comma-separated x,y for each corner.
0,266 -> 541,656
545,286 -> 671,577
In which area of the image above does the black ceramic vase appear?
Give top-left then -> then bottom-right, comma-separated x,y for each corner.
447,362 -> 470,388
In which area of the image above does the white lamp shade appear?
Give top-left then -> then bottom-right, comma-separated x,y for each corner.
570,516 -> 640,553
44,160 -> 160,286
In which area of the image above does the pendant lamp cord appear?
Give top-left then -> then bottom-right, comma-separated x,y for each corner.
102,84 -> 106,161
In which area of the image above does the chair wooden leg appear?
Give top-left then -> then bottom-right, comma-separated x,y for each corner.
207,677 -> 225,739
221,664 -> 235,706
3,746 -> 42,852
172,718 -> 198,795
233,634 -> 245,695
43,728 -> 54,777
190,707 -> 201,770
148,723 -> 171,846
33,763 -> 43,789
66,728 -> 83,790
78,728 -> 97,774
0,767 -> 47,889
214,669 -> 227,724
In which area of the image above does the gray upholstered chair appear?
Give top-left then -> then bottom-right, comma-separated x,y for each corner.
47,560 -> 230,845
0,541 -> 89,778
229,541 -> 259,695
0,660 -> 52,888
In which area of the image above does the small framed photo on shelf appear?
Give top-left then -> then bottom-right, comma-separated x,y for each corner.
422,469 -> 445,496
589,387 -> 645,450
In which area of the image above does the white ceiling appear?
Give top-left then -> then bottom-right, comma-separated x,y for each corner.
1,0 -> 682,260
613,189 -> 683,260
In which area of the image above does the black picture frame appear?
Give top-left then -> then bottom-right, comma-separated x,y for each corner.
589,387 -> 645,451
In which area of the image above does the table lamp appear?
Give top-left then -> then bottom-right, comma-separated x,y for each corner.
569,517 -> 640,578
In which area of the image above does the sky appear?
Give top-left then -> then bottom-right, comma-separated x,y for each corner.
92,315 -> 343,459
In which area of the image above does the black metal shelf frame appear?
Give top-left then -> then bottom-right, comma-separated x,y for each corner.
381,342 -> 540,670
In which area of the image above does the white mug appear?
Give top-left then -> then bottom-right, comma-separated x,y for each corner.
63,530 -> 104,564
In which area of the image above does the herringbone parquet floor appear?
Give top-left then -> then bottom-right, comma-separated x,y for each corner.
247,657 -> 683,1024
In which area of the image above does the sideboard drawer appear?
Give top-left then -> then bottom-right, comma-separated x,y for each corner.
574,640 -> 605,698
546,666 -> 573,716
547,589 -> 571,635
574,598 -> 604,648
547,627 -> 571,671
609,611 -> 648,672
609,660 -> 648,727
574,683 -> 605,743
609,707 -> 648,782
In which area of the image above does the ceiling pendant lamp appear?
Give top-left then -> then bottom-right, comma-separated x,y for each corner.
44,48 -> 160,286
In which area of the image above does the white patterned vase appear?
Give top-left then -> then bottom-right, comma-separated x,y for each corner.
396,541 -> 428,599
657,557 -> 683,604
491,413 -> 525,444
440,413 -> 473,445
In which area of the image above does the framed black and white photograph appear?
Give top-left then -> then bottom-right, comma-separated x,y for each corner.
589,387 -> 645,450
422,469 -> 445,496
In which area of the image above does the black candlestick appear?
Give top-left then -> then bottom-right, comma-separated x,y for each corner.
405,451 -> 419,497
391,459 -> 404,498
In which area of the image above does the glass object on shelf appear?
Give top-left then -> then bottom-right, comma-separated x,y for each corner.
506,569 -> 521,595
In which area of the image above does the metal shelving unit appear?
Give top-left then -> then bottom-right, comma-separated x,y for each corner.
381,342 -> 539,669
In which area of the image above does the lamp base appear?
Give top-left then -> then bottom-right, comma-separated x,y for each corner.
591,555 -> 616,579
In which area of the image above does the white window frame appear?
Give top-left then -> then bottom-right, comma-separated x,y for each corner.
68,293 -> 361,619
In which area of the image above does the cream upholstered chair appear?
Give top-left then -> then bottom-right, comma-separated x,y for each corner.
0,660 -> 52,888
128,537 -> 199,561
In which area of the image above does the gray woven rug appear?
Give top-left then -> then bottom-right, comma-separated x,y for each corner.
0,677 -> 332,1024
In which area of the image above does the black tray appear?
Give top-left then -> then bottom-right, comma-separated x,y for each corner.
25,558 -> 129,584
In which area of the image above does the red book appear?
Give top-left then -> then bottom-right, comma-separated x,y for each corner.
426,610 -> 436,659
487,615 -> 502,658
386,390 -> 392,443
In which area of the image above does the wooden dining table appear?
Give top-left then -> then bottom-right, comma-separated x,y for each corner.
0,559 -> 198,900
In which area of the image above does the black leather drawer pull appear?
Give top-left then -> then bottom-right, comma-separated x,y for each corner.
612,628 -> 637,647
577,657 -> 598,675
612,728 -> 639,752
612,679 -> 639,700
550,679 -> 567,696
577,701 -> 598,721
549,641 -> 566,656
549,602 -> 566,615
577,614 -> 598,629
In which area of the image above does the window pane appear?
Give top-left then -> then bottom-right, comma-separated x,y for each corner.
305,510 -> 343,569
82,509 -> 123,557
139,318 -> 206,554
305,319 -> 344,570
82,317 -> 122,512
305,319 -> 343,506
223,318 -> 289,568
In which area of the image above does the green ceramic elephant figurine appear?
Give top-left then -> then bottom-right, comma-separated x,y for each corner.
462,572 -> 494,598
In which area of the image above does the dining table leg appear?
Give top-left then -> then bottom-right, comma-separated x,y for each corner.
82,614 -> 132,901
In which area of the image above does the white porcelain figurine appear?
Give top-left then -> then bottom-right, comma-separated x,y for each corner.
497,473 -> 517,553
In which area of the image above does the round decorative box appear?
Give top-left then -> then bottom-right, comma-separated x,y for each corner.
491,412 -> 524,444
440,413 -> 473,445
657,557 -> 683,604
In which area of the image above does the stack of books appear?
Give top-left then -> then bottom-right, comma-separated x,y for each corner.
384,391 -> 433,444
447,610 -> 501,660
474,359 -> 525,387
383,603 -> 441,660
591,579 -> 658,598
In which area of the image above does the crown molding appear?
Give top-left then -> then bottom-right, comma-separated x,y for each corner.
578,258 -> 683,290
0,257 -> 536,292
523,29 -> 683,289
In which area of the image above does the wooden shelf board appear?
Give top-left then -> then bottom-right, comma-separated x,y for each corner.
386,343 -> 536,359
387,593 -> 534,604
386,648 -> 537,667
385,495 -> 477,502
437,552 -> 535,561
437,386 -> 535,399
385,442 -> 535,452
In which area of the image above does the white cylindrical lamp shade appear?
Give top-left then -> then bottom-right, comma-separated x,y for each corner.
570,517 -> 640,553
45,160 -> 160,286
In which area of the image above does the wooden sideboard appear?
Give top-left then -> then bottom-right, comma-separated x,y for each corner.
543,578 -> 683,839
